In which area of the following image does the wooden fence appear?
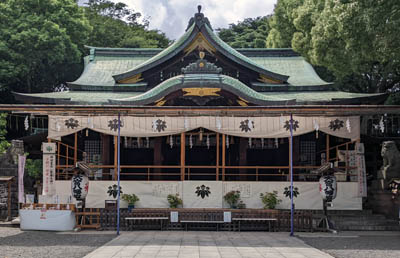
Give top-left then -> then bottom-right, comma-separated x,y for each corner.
99,208 -> 313,232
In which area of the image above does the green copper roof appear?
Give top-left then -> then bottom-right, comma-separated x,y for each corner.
249,56 -> 331,86
14,91 -> 140,105
112,23 -> 196,82
109,74 -> 295,105
263,91 -> 386,104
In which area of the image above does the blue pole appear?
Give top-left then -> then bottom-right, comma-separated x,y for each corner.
290,113 -> 294,236
117,113 -> 121,235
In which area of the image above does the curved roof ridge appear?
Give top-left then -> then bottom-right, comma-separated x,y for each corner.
108,74 -> 295,105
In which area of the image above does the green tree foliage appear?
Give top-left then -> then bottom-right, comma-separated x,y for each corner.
0,113 -> 10,154
267,0 -> 400,97
0,0 -> 92,95
266,0 -> 303,48
218,17 -> 271,48
85,0 -> 170,48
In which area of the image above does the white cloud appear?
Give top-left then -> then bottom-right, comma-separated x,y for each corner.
117,0 -> 277,39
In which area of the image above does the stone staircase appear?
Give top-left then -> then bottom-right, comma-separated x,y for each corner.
314,210 -> 400,231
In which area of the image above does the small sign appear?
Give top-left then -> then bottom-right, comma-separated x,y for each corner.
224,212 -> 231,223
170,211 -> 179,223
40,208 -> 47,220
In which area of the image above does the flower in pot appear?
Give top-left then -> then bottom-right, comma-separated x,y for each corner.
121,193 -> 139,211
260,191 -> 281,209
223,190 -> 241,209
167,193 -> 183,208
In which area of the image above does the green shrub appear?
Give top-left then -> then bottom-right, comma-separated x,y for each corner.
260,191 -> 281,209
167,193 -> 183,208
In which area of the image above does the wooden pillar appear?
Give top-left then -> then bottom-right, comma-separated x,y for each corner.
180,133 -> 185,181
74,132 -> 78,166
222,134 -> 226,181
101,134 -> 110,180
326,134 -> 330,163
216,133 -> 220,181
153,137 -> 163,180
114,135 -> 118,180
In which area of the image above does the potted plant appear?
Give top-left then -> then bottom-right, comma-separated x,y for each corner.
223,190 -> 241,209
121,193 -> 139,211
237,200 -> 246,209
260,191 -> 281,209
167,193 -> 183,208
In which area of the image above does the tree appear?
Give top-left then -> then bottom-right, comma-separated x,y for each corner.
266,0 -> 303,48
0,113 -> 10,154
0,0 -> 92,96
267,0 -> 400,95
218,17 -> 271,48
85,0 -> 170,48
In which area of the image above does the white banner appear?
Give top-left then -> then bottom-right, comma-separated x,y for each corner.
48,115 -> 360,140
356,143 -> 367,197
55,180 -> 362,210
42,142 -> 56,196
18,155 -> 26,203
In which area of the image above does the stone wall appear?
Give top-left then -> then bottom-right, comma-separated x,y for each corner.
0,140 -> 24,220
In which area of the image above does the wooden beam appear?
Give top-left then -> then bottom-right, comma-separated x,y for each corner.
74,132 -> 78,166
114,135 -> 118,180
222,134 -> 226,181
216,133 -> 219,181
180,132 -> 185,181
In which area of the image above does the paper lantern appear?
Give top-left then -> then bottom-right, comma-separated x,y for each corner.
71,174 -> 89,200
319,175 -> 337,202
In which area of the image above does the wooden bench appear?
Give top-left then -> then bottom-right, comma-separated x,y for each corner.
232,217 -> 277,232
125,216 -> 169,230
179,211 -> 227,231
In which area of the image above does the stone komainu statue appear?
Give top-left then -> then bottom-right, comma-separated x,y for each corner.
378,141 -> 400,181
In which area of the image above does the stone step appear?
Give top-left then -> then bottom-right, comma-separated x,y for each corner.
337,224 -> 400,231
334,219 -> 399,226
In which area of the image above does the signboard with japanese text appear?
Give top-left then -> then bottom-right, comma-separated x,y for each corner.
42,142 -> 56,196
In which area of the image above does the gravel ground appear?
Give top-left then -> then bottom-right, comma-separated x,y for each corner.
0,227 -> 116,258
299,232 -> 400,258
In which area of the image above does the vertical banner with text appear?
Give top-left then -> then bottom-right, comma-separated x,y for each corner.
356,143 -> 367,197
18,155 -> 26,203
42,142 -> 56,196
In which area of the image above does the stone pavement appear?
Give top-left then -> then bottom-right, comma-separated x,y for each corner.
84,231 -> 334,258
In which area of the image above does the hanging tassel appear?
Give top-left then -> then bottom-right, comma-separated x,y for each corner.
216,117 -> 222,130
346,118 -> 351,133
313,119 -> 319,139
206,134 -> 210,149
86,129 -> 89,137
226,135 -> 229,149
137,137 -> 141,148
169,135 -> 173,148
379,116 -> 385,133
199,129 -> 203,141
146,137 -> 150,148
24,116 -> 29,131
189,134 -> 193,149
275,138 -> 279,148
124,137 -> 128,148
248,138 -> 252,148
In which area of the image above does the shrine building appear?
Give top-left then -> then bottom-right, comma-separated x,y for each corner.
10,6 -> 392,211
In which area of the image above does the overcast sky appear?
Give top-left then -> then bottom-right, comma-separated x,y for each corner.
80,0 -> 277,39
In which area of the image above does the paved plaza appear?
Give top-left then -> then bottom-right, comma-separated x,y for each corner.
84,231 -> 333,258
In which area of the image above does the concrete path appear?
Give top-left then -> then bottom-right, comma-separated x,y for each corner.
84,231 -> 333,258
